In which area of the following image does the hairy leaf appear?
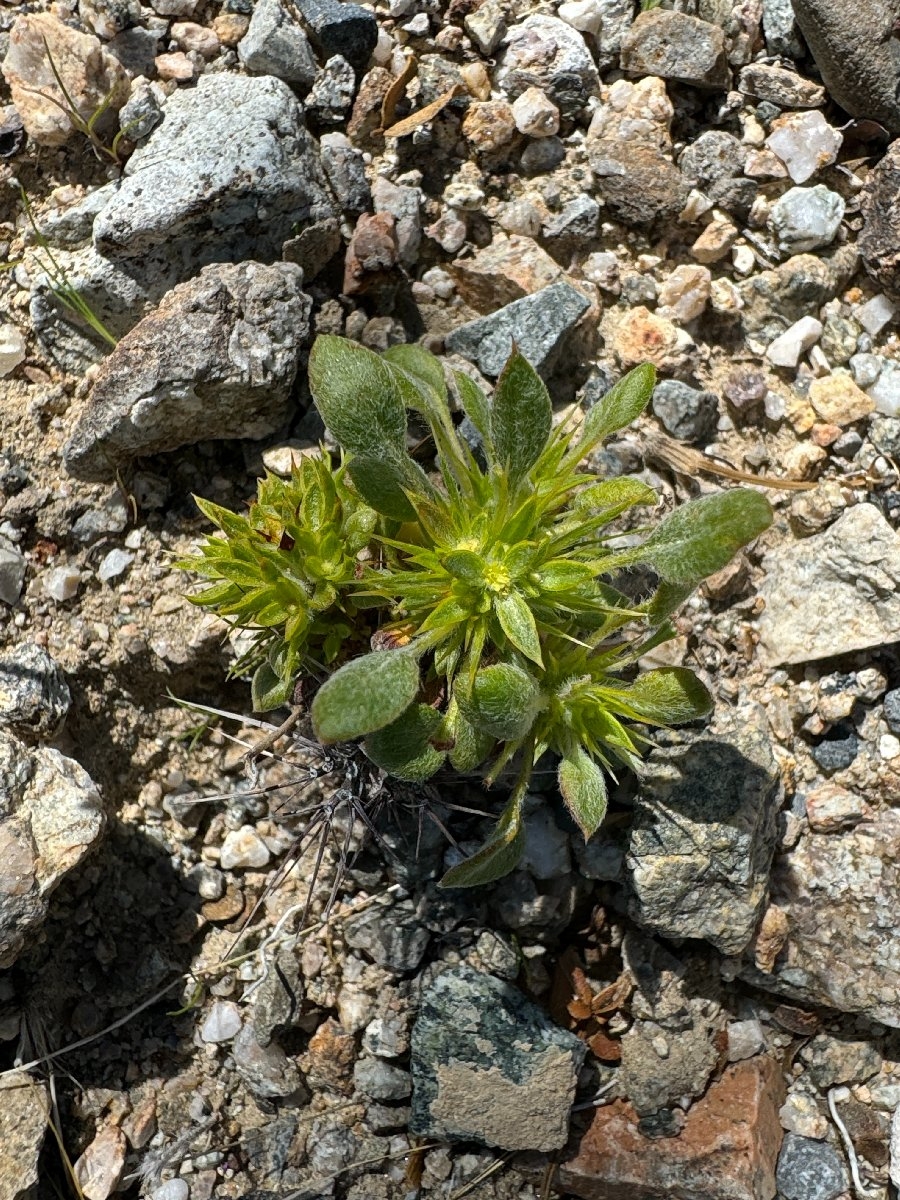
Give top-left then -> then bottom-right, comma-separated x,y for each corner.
309,335 -> 407,458
558,748 -> 608,839
364,703 -> 445,782
458,662 -> 541,741
446,702 -> 495,772
491,349 -> 552,484
251,660 -> 294,712
383,343 -> 448,402
616,666 -> 713,725
495,589 -> 543,665
439,787 -> 526,887
453,370 -> 493,451
348,456 -> 417,521
577,364 -> 656,456
312,650 -> 420,742
640,489 -> 773,584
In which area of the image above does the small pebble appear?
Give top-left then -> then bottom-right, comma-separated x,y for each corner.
44,565 -> 81,602
857,294 -> 896,336
766,316 -> 823,369
151,1181 -> 190,1200
154,51 -> 196,81
765,111 -> 842,184
200,1000 -> 242,1043
98,549 -> 134,583
511,87 -> 560,138
0,325 -> 26,377
220,825 -> 271,869
768,185 -> 845,255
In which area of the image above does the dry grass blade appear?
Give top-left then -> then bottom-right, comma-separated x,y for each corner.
382,84 -> 463,137
380,51 -> 417,131
643,430 -> 817,490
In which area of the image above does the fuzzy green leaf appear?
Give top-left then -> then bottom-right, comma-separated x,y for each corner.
558,748 -> 608,839
364,703 -> 446,782
618,666 -> 713,725
495,590 -> 543,665
577,364 -> 656,456
443,549 -> 484,585
311,650 -> 420,742
347,456 -> 417,521
453,370 -> 492,451
439,788 -> 526,887
309,335 -> 408,458
640,489 -> 773,585
446,702 -> 495,772
533,560 -> 594,591
383,343 -> 447,402
491,349 -> 552,484
574,477 -> 658,519
458,662 -> 541,741
251,661 -> 295,712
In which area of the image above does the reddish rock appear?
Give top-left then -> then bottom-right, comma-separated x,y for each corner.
558,1057 -> 784,1200
343,211 -> 399,295
450,234 -> 563,313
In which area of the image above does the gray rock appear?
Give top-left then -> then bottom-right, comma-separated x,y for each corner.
106,26 -> 159,78
306,55 -> 355,123
0,1073 -> 48,1200
800,1035 -> 883,1088
626,704 -> 782,956
63,261 -> 311,481
372,177 -> 422,268
768,185 -> 845,255
93,73 -> 337,263
651,380 -> 719,443
320,132 -> 371,213
238,0 -> 317,85
776,1133 -> 848,1200
343,899 -> 430,971
621,10 -> 730,90
410,965 -> 585,1151
232,1025 -> 304,1099
0,545 -> 26,606
757,504 -> 900,665
591,143 -> 690,228
884,687 -> 900,733
0,730 -> 105,968
496,15 -> 600,118
445,281 -> 590,378
0,643 -> 70,740
860,140 -> 900,297
250,949 -> 303,1046
762,0 -> 803,56
520,136 -> 566,176
738,63 -> 825,109
591,0 -> 635,64
619,933 -> 724,1116
291,0 -> 377,71
282,217 -> 342,281
810,724 -> 858,773
740,808 -> 900,1026
542,194 -> 600,246
739,246 -> 858,342
680,130 -> 756,220
791,0 -> 900,134
116,78 -> 164,142
353,1056 -> 412,1101
521,801 -> 571,880
465,0 -> 506,55
39,183 -> 119,249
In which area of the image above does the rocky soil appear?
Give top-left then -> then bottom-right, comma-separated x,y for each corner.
3,0 -> 900,1197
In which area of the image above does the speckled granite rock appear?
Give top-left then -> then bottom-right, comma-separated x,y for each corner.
740,808 -> 900,1027
410,966 -> 585,1150
626,704 -> 782,956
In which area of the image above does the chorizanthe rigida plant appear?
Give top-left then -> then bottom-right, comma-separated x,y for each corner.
177,335 -> 773,887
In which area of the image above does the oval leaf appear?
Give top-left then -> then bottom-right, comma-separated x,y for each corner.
439,788 -> 526,888
577,364 -> 656,457
558,748 -> 608,840
384,343 -> 448,402
364,703 -> 445,782
640,489 -> 773,585
309,335 -> 408,459
618,666 -> 713,726
446,702 -> 495,772
348,456 -> 417,521
495,589 -> 543,665
491,349 -> 552,485
251,661 -> 294,713
452,370 -> 493,452
311,650 -> 420,742
458,662 -> 540,741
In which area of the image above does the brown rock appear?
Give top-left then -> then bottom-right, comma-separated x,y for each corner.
610,306 -> 691,372
621,10 -> 730,91
306,1017 -> 357,1094
1,12 -> 129,147
808,373 -> 876,426
805,782 -> 868,832
450,234 -> 562,313
558,1057 -> 785,1200
343,211 -> 399,295
461,99 -> 516,154
347,65 -> 393,144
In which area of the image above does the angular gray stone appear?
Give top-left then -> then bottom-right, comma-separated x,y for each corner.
800,1035 -> 883,1089
238,0 -> 317,85
410,966 -> 585,1151
776,1133 -> 848,1200
353,1056 -> 412,1101
860,140 -> 900,298
626,704 -> 782,956
0,730 -> 105,968
496,15 -> 600,118
757,504 -> 900,665
306,55 -> 355,124
739,246 -> 858,343
445,281 -> 591,378
619,933 -> 724,1116
320,132 -> 371,214
768,185 -> 845,256
0,643 -> 70,740
791,0 -> 900,134
63,261 -> 311,480
621,10 -> 730,90
740,809 -> 900,1027
343,899 -> 430,971
93,73 -> 337,262
0,545 -> 26,606
651,379 -> 719,443
291,0 -> 377,71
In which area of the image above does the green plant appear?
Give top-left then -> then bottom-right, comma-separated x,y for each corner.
179,336 -> 772,886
